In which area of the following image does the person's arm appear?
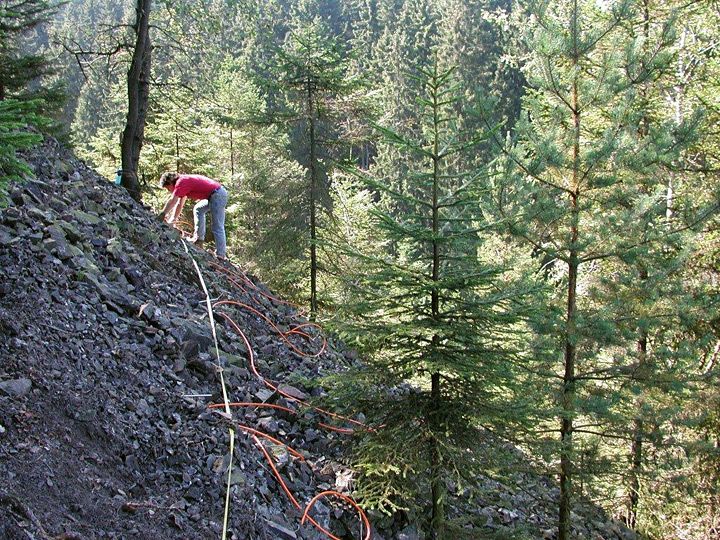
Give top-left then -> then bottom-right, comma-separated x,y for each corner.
168,196 -> 187,222
158,194 -> 179,221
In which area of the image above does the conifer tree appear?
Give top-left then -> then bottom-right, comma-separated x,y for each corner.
209,57 -> 307,289
0,0 -> 64,103
496,0 -> 714,537
435,0 -> 524,159
331,60 -> 535,540
0,0 -> 63,195
612,1 -> 720,533
273,17 -> 365,315
0,99 -> 46,194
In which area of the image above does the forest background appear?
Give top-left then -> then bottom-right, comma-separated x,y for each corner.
3,0 -> 720,539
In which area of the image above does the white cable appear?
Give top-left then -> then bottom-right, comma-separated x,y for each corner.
181,239 -> 235,540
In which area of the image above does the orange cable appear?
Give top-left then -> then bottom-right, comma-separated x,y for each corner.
214,300 -> 326,358
213,309 -> 371,433
251,434 -> 301,509
205,264 -> 374,539
236,424 -> 305,461
209,261 -> 309,317
209,402 -> 297,415
303,491 -> 371,540
250,436 -> 354,540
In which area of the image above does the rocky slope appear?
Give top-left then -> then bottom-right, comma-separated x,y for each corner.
0,138 -> 370,540
0,138 -> 639,540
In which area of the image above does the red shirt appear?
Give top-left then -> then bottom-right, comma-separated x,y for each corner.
172,174 -> 221,200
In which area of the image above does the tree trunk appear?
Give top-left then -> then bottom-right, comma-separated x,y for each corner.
230,127 -> 235,179
627,414 -> 643,528
308,81 -> 318,318
120,0 -> 152,202
625,5 -> 651,525
175,129 -> 180,172
429,68 -> 444,537
559,245 -> 578,540
559,32 -> 581,534
429,370 -> 445,540
627,263 -> 649,529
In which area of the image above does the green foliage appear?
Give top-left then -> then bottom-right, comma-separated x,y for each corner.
328,60 -> 538,538
0,0 -> 64,199
494,0 -> 720,537
0,99 -> 47,196
0,0 -> 67,129
319,171 -> 380,311
34,1 -> 720,536
270,18 -> 370,312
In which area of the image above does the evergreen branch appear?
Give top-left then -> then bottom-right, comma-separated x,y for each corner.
577,10 -> 626,60
485,125 -> 575,196
572,428 -> 634,442
578,200 -> 720,264
502,355 -> 564,381
543,55 -> 575,113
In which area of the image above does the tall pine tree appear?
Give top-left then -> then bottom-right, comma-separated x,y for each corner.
496,0 -> 712,537
273,17 -> 364,315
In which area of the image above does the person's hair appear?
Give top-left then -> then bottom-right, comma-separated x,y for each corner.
159,171 -> 178,188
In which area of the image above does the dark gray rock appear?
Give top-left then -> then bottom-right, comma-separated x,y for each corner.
0,378 -> 32,397
266,517 -> 298,540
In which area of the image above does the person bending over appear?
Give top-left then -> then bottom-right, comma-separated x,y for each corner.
158,172 -> 228,259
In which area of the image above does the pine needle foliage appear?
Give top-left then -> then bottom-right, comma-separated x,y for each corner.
271,17 -> 368,315
328,59 -> 537,539
0,0 -> 63,199
0,0 -> 66,120
0,99 -> 47,195
493,0 -> 718,537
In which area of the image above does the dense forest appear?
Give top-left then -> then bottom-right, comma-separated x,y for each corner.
2,0 -> 719,539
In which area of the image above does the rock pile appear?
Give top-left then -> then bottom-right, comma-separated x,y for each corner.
0,137 -> 639,540
0,138 -> 365,540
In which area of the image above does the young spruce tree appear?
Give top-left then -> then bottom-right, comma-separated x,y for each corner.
331,60 -> 534,540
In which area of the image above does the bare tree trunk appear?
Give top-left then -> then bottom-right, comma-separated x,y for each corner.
627,262 -> 649,529
307,79 -> 318,318
230,128 -> 235,179
429,370 -> 445,540
120,0 -> 152,202
559,243 -> 578,540
628,319 -> 647,530
175,129 -> 180,172
626,331 -> 648,530
627,415 -> 643,528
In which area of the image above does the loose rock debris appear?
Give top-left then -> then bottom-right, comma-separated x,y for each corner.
0,138 -> 366,540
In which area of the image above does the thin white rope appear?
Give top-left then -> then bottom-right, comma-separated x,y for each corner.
181,239 -> 235,540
